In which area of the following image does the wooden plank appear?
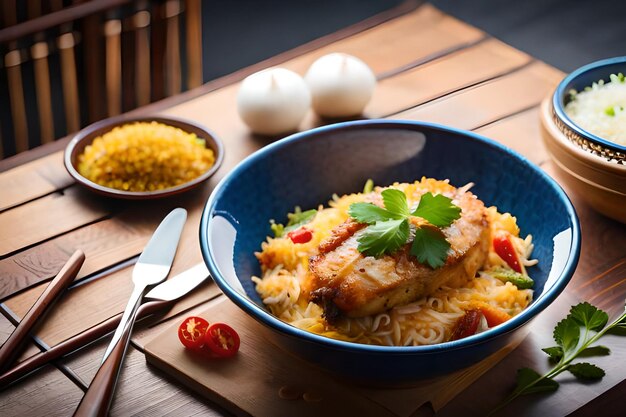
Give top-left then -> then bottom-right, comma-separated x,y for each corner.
0,364 -> 83,417
0,186 -> 112,257
394,62 -> 563,129
365,38 -> 532,117
0,306 -> 51,363
144,297 -> 527,417
0,215 -> 152,300
475,107 -> 548,165
0,152 -> 73,211
282,4 -> 485,76
62,343 -> 225,416
145,297 -> 397,417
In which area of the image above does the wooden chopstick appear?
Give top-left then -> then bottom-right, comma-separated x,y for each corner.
0,299 -> 170,388
0,250 -> 85,373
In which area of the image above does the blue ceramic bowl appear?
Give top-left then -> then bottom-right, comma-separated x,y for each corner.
552,56 -> 626,159
200,120 -> 580,384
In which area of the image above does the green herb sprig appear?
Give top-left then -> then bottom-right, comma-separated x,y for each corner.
348,189 -> 461,268
491,301 -> 626,415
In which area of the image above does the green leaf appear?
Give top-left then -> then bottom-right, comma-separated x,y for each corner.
514,368 -> 559,395
568,363 -> 605,380
542,346 -> 563,362
410,226 -> 450,269
363,179 -> 374,194
357,219 -> 409,258
553,317 -> 580,354
411,192 -> 462,228
605,106 -> 616,117
381,189 -> 410,218
489,267 -> 535,289
579,345 -> 611,358
569,302 -> 608,332
348,203 -> 395,224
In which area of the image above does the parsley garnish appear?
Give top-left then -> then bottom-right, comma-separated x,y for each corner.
270,207 -> 317,237
348,189 -> 461,268
491,301 -> 626,415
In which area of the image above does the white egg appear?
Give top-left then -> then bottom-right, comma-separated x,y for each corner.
237,68 -> 311,135
304,53 -> 376,118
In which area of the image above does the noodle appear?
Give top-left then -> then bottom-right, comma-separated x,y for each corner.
253,179 -> 536,346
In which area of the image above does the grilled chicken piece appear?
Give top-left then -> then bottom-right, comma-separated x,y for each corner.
307,190 -> 489,319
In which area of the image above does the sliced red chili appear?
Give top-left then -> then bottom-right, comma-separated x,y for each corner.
450,309 -> 482,341
178,316 -> 209,350
287,227 -> 313,244
204,323 -> 240,358
493,233 -> 523,273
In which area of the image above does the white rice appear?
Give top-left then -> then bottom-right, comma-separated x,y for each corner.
564,73 -> 626,146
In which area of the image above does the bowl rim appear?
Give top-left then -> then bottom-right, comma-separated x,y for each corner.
553,56 -> 626,154
64,115 -> 224,200
200,119 -> 581,354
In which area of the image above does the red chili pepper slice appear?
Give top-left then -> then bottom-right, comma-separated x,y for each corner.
450,309 -> 482,341
205,323 -> 241,358
287,227 -> 313,244
178,316 -> 210,350
493,233 -> 523,273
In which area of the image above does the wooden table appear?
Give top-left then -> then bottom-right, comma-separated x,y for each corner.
1,3 -> 625,416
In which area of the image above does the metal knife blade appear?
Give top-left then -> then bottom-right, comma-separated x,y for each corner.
144,262 -> 210,301
101,208 -> 187,362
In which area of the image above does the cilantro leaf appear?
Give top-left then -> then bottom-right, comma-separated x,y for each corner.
569,302 -> 608,332
542,346 -> 563,362
357,219 -> 409,258
514,368 -> 559,395
410,226 -> 450,269
567,363 -> 605,380
348,203 -> 395,224
493,301 -> 626,415
412,192 -> 462,228
553,316 -> 580,355
381,188 -> 410,218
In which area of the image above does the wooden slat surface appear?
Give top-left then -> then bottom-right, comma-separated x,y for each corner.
0,152 -> 73,211
1,3 -> 624,417
395,61 -> 563,128
0,187 -> 114,257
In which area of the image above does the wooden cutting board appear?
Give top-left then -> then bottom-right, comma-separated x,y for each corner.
144,296 -> 528,417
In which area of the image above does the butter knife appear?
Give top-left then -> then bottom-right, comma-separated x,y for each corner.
100,208 -> 187,362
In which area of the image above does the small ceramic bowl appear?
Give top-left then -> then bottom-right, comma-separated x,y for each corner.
64,115 -> 224,199
200,119 -> 581,384
541,56 -> 626,223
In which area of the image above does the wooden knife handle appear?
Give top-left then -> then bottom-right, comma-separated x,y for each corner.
0,250 -> 85,372
73,309 -> 137,417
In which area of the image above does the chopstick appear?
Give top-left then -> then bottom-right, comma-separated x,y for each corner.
0,250 -> 85,373
0,299 -> 170,388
